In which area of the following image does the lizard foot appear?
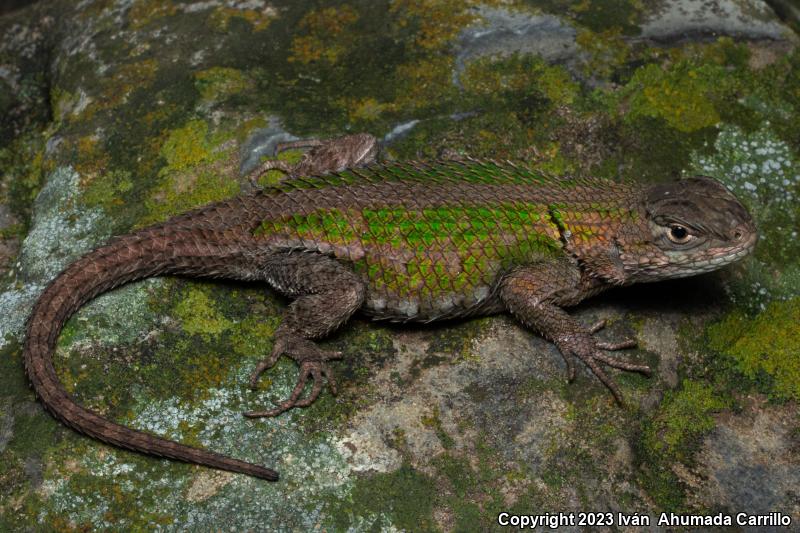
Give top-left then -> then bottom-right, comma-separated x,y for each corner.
557,319 -> 650,405
247,133 -> 378,188
247,159 -> 295,188
243,336 -> 342,418
246,141 -> 311,187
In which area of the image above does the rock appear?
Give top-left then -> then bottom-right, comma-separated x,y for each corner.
0,1 -> 798,530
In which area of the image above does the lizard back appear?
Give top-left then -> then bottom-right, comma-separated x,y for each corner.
252,160 -> 641,321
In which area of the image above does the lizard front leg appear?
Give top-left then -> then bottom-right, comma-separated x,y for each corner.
248,132 -> 379,186
499,261 -> 651,404
244,252 -> 366,418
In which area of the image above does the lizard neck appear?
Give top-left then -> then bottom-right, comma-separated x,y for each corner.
548,198 -> 646,285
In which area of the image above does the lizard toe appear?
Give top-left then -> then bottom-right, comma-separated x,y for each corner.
243,360 -> 338,418
588,319 -> 607,335
596,339 -> 637,351
581,353 -> 625,406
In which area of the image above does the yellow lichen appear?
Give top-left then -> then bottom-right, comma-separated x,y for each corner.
288,6 -> 360,64
392,56 -> 457,112
707,298 -> 800,401
160,119 -> 213,172
143,119 -> 240,223
209,6 -> 277,32
194,67 -> 253,102
626,62 -> 722,132
343,97 -> 388,124
575,27 -> 631,79
128,0 -> 178,29
174,287 -> 232,339
390,0 -> 477,50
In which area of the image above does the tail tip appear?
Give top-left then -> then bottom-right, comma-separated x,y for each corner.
253,466 -> 280,481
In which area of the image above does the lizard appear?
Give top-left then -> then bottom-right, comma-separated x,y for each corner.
23,133 -> 757,481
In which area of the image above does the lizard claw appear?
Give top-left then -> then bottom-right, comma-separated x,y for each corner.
589,318 -> 639,351
248,350 -> 282,390
244,335 -> 342,418
556,319 -> 649,405
244,360 -> 338,418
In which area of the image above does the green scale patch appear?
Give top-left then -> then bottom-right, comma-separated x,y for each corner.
255,201 -> 563,313
251,160 -> 633,316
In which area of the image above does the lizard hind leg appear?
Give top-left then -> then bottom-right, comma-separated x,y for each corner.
244,253 -> 365,418
247,133 -> 379,187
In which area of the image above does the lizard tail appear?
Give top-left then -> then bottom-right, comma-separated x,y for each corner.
23,224 -> 279,481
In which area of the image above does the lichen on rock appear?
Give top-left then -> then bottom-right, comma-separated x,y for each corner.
1,0 -> 799,530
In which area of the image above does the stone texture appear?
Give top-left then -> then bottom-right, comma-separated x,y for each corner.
0,1 -> 798,530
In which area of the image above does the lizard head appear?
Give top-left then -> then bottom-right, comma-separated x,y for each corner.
622,176 -> 757,282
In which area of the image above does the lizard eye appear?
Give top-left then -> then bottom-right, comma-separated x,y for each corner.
667,224 -> 692,244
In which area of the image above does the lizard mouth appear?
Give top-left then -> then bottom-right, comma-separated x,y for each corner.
671,228 -> 758,277
683,229 -> 757,274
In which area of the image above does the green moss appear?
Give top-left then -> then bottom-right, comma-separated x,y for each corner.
619,115 -> 717,181
426,317 -> 492,361
160,119 -> 214,172
127,0 -> 177,29
79,58 -> 201,230
525,0 -> 644,34
462,53 -> 579,110
624,62 -> 725,132
571,0 -> 644,34
47,455 -> 181,527
252,148 -> 305,187
0,340 -> 34,400
160,284 -> 257,396
385,52 -> 584,164
390,0 -> 482,51
81,169 -> 134,210
143,119 -> 240,223
230,314 -> 280,358
194,67 -> 253,103
575,27 -> 631,79
322,431 -> 534,530
707,299 -> 800,401
209,5 -> 276,32
288,5 -> 361,65
250,1 -> 502,136
390,56 -> 459,118
431,453 -> 499,530
334,464 -> 438,531
644,380 -> 728,461
174,286 -> 233,339
0,132 -> 48,225
638,380 -> 730,509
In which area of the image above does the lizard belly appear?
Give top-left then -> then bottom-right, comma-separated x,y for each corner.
360,277 -> 505,322
352,243 -> 511,322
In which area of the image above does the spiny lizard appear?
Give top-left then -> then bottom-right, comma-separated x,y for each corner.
24,134 -> 757,481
